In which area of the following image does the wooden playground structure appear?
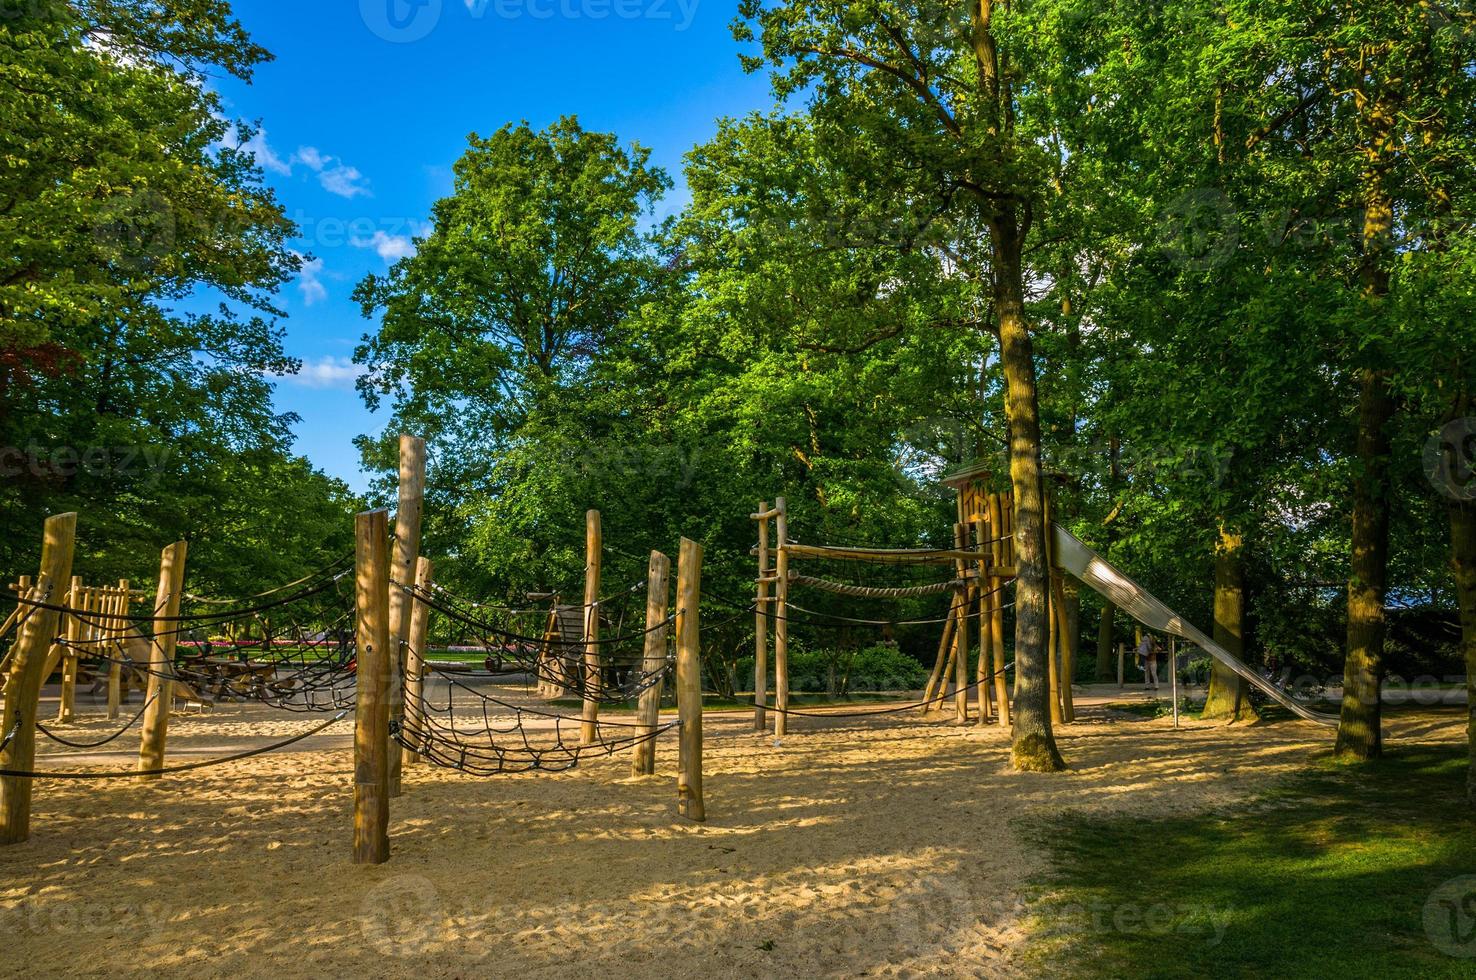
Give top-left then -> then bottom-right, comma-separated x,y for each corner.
0,435 -> 709,866
752,461 -> 1078,737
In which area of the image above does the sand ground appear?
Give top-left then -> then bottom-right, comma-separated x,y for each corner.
1,681 -> 1463,979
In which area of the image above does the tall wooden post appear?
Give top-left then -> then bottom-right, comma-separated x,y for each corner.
675,538 -> 705,821
774,498 -> 790,738
1056,578 -> 1076,723
353,509 -> 392,865
952,523 -> 971,724
988,493 -> 1010,727
106,581 -> 128,720
972,522 -> 991,725
754,501 -> 770,732
633,551 -> 670,777
387,434 -> 426,798
1117,642 -> 1126,688
56,577 -> 82,724
0,514 -> 78,845
581,510 -> 603,746
401,557 -> 434,768
138,541 -> 187,776
1170,637 -> 1180,728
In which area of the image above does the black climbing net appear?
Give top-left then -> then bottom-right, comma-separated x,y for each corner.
393,576 -> 680,775
16,555 -> 361,723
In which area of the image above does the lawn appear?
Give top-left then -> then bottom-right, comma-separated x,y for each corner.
1023,735 -> 1476,978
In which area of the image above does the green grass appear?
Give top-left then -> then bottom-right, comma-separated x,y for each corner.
1022,737 -> 1476,978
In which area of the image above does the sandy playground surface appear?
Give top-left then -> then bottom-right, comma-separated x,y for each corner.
1,681 -> 1465,979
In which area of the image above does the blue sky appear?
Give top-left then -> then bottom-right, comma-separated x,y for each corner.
214,0 -> 774,491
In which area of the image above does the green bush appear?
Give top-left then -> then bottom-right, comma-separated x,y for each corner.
733,642 -> 927,694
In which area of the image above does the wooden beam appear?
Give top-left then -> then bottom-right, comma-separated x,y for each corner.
774,498 -> 790,739
401,557 -> 434,769
56,577 -> 82,724
632,551 -> 670,777
138,541 -> 187,777
353,509 -> 392,865
386,433 -> 426,799
952,523 -> 970,725
754,500 -> 770,733
107,580 -> 128,720
0,513 -> 78,844
580,510 -> 603,746
675,538 -> 704,821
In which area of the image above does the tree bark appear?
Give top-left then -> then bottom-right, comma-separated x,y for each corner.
1334,367 -> 1394,759
1451,498 -> 1476,803
1203,527 -> 1258,722
1335,111 -> 1397,760
994,215 -> 1065,773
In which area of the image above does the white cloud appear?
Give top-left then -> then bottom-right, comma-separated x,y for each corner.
220,123 -> 293,175
295,253 -> 327,305
352,229 -> 418,263
282,355 -> 368,390
293,146 -> 372,199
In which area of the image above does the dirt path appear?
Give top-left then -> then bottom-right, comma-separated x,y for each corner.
1,689 -> 1462,979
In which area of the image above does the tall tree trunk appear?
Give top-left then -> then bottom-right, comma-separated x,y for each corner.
1203,526 -> 1258,722
1335,100 -> 1397,760
1452,497 -> 1476,804
1095,602 -> 1116,681
994,215 -> 1065,773
1335,368 -> 1395,759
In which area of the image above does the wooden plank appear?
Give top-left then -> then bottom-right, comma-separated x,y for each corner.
138,541 -> 187,776
632,551 -> 670,777
0,514 -> 78,845
353,509 -> 392,865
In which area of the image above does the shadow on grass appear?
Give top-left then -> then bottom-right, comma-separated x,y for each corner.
1021,743 -> 1476,978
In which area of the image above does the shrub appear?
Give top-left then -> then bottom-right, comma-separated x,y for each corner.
733,643 -> 927,695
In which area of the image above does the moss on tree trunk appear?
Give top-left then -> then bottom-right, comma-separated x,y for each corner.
1203,527 -> 1258,723
995,217 -> 1065,774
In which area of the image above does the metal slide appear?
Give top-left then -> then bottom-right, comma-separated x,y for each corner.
1053,525 -> 1338,727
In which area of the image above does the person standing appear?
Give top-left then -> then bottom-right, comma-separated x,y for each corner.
1137,633 -> 1161,692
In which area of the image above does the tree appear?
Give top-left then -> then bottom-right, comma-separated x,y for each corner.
0,0 -> 352,594
353,117 -> 673,594
737,0 -> 1076,771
